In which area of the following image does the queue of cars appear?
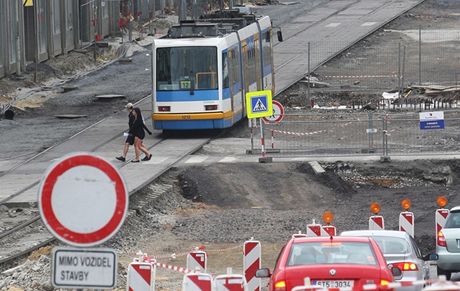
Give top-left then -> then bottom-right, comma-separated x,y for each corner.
256,211 -> 460,291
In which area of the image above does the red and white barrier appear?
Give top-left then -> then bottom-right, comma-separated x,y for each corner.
187,250 -> 207,272
369,215 -> 384,230
399,211 -> 415,238
306,222 -> 322,237
182,272 -> 213,291
243,240 -> 261,291
436,208 -> 450,245
214,274 -> 248,291
127,261 -> 156,291
321,225 -> 337,237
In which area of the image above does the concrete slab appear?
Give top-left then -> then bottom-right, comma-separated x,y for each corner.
309,161 -> 326,174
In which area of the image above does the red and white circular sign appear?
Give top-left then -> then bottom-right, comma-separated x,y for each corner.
38,153 -> 128,247
262,100 -> 285,123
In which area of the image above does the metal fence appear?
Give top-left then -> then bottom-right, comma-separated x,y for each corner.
249,111 -> 460,157
278,28 -> 460,108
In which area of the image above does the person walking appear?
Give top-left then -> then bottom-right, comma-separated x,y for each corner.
116,103 -> 135,162
131,107 -> 152,163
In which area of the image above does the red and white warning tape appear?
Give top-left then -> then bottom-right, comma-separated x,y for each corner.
154,261 -> 192,274
322,74 -> 398,79
271,129 -> 325,136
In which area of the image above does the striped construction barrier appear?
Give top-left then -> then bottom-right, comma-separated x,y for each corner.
399,211 -> 415,238
187,250 -> 207,272
243,240 -> 261,291
369,215 -> 384,230
306,222 -> 322,237
214,274 -> 248,291
182,272 -> 213,291
321,225 -> 337,237
127,261 -> 156,291
436,208 -> 450,246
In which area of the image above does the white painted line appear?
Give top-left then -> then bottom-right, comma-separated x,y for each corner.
219,157 -> 237,163
184,155 -> 208,164
325,22 -> 341,28
361,22 -> 377,27
142,156 -> 169,165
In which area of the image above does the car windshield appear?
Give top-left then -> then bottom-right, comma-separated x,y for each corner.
370,236 -> 411,255
287,242 -> 377,266
156,46 -> 218,91
445,211 -> 460,228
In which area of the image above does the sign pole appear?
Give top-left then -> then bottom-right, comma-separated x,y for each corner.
259,118 -> 266,157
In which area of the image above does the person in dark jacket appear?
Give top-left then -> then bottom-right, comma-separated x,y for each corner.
116,103 -> 135,162
131,107 -> 152,162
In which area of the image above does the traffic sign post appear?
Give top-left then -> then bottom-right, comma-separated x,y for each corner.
38,153 -> 128,247
52,247 -> 117,289
245,90 -> 273,163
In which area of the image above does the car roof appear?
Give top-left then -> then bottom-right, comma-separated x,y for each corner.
291,236 -> 372,243
340,230 -> 409,239
451,206 -> 460,212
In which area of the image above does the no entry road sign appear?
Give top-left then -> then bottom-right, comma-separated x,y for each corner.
38,153 -> 128,247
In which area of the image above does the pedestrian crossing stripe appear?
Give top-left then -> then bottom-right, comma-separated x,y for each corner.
245,90 -> 273,119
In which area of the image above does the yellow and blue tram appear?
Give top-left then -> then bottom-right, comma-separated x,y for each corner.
152,10 -> 275,130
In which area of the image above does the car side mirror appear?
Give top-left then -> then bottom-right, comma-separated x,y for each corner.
256,268 -> 271,278
423,253 -> 439,261
277,30 -> 283,42
391,266 -> 402,277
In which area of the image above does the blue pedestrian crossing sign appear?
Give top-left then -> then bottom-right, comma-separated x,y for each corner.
245,90 -> 273,119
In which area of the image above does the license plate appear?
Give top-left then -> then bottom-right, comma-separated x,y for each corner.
313,280 -> 354,288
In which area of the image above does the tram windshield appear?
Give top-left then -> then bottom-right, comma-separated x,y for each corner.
156,46 -> 218,91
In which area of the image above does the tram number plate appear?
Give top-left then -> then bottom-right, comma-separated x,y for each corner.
181,115 -> 191,120
313,280 -> 353,288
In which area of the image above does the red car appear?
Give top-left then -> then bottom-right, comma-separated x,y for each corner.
256,236 -> 401,291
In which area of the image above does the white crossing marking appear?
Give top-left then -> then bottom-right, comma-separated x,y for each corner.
185,155 -> 208,164
142,156 -> 169,165
361,22 -> 377,27
219,157 -> 237,163
325,23 -> 341,28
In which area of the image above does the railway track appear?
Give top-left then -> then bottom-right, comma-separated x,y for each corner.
0,95 -> 213,269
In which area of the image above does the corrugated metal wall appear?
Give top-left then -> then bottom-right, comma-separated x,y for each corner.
0,0 -> 160,79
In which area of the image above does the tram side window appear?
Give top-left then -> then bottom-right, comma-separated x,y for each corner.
247,44 -> 256,87
263,30 -> 272,75
222,52 -> 229,88
156,46 -> 218,91
229,48 -> 241,89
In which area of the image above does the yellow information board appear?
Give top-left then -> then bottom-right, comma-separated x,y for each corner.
245,90 -> 273,119
24,0 -> 33,7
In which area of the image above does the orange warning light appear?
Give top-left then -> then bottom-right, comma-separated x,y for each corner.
370,202 -> 381,214
437,196 -> 448,208
323,211 -> 334,224
401,199 -> 411,211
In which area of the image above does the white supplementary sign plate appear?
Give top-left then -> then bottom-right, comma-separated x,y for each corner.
52,247 -> 117,289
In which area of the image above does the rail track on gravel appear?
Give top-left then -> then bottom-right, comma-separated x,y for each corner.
0,94 -> 213,269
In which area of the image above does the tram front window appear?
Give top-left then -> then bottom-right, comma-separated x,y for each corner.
156,46 -> 218,91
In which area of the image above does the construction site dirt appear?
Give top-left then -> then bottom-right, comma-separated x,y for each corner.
2,0 -> 460,290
